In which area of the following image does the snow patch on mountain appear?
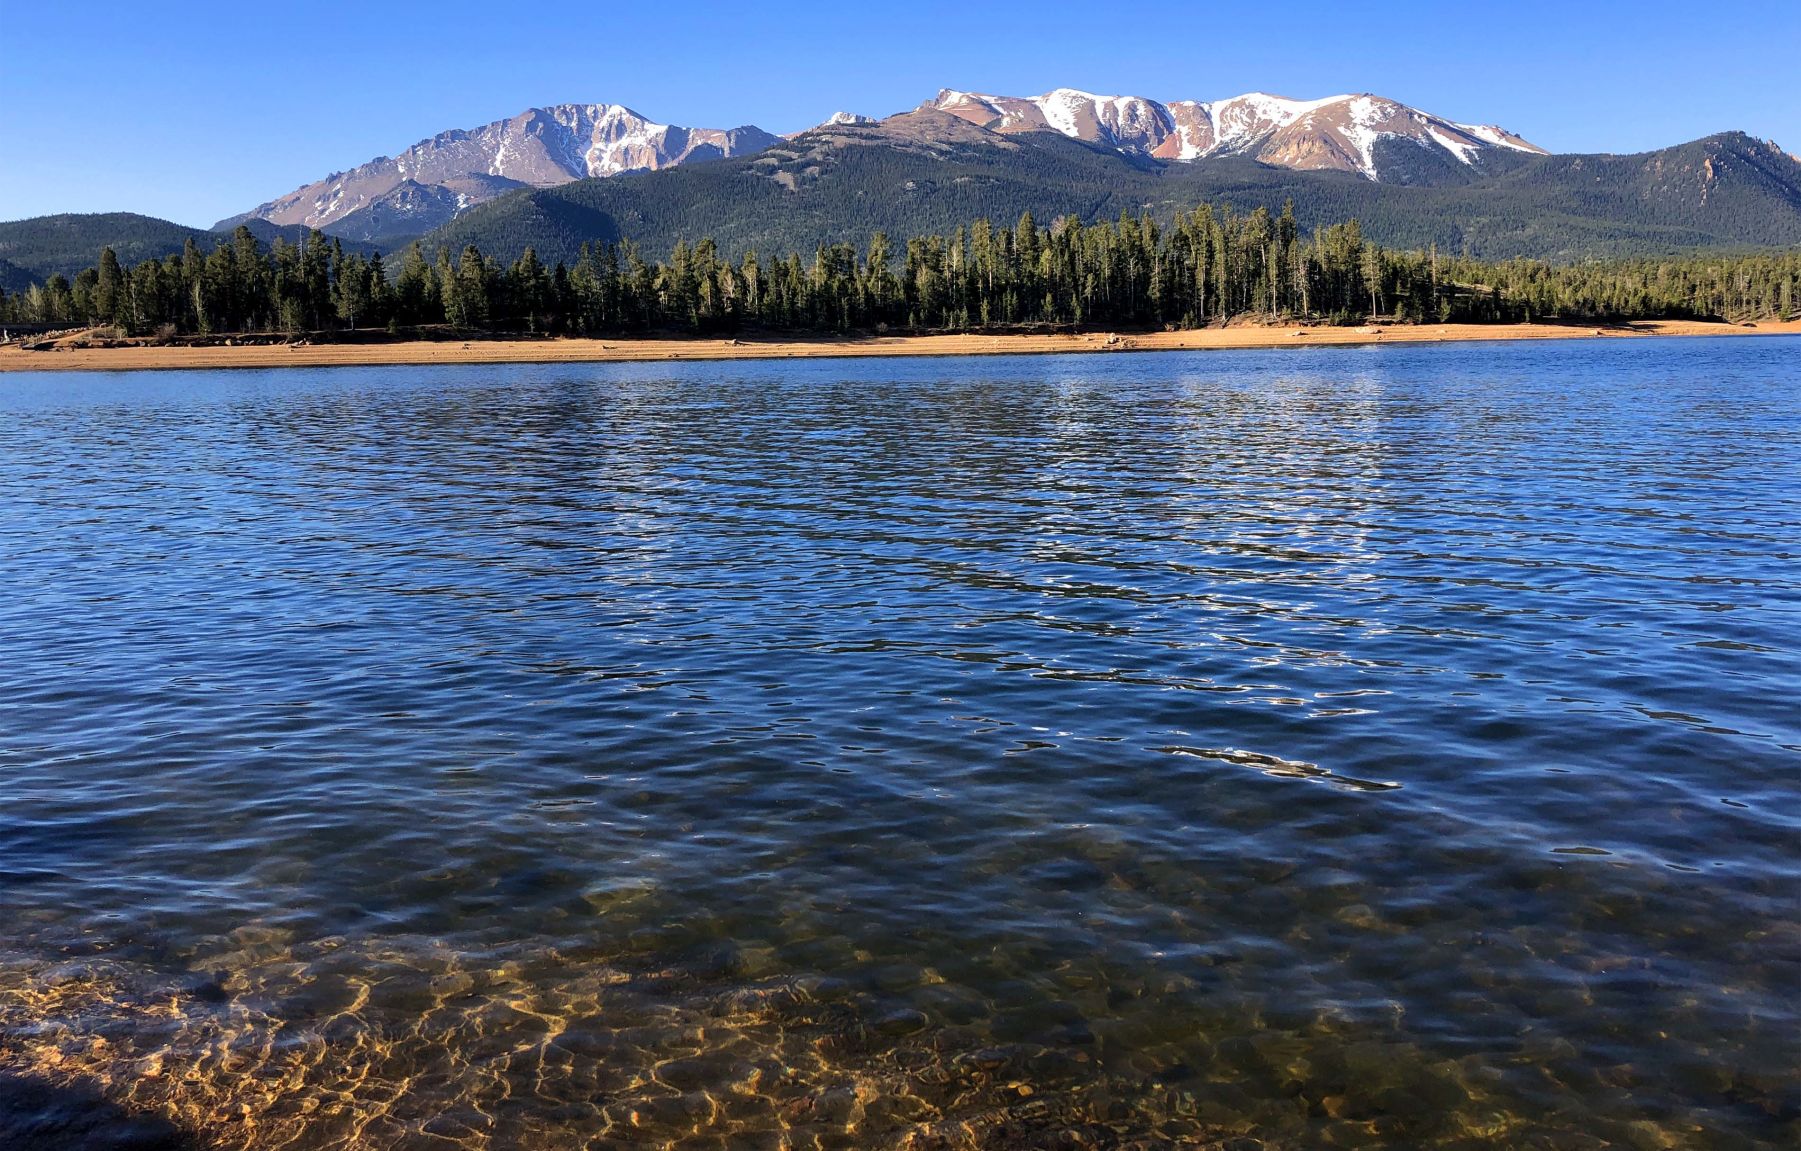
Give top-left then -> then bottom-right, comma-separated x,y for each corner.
1339,95 -> 1390,178
1454,123 -> 1546,153
1428,126 -> 1481,166
1037,88 -> 1092,139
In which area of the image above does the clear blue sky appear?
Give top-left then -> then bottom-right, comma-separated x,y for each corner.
1,0 -> 1794,226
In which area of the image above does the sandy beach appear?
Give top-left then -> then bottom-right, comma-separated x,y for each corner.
2,319 -> 1796,373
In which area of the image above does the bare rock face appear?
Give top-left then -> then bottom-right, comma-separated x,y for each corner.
922,88 -> 1545,179
223,105 -> 780,240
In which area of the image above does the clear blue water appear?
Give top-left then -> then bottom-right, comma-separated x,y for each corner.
0,337 -> 1797,1150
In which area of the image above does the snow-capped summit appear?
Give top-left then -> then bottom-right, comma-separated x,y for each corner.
223,104 -> 780,240
923,88 -> 1544,180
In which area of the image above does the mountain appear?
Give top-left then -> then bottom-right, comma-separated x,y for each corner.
221,87 -> 1546,243
925,88 -> 1544,183
420,113 -> 1801,267
795,112 -> 876,135
0,213 -> 381,289
219,105 -> 781,245
0,213 -> 221,286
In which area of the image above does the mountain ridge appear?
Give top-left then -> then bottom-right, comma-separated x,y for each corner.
923,88 -> 1544,180
0,213 -> 384,290
217,104 -> 780,242
418,120 -> 1800,267
222,87 -> 1556,243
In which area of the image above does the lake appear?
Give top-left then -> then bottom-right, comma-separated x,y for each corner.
1,338 -> 1797,1150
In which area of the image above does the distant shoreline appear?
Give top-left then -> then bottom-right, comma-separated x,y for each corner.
2,319 -> 1797,373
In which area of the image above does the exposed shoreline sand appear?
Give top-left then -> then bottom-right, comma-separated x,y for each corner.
2,319 -> 1797,373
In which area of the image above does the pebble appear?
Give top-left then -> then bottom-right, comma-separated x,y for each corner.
874,1007 -> 928,1037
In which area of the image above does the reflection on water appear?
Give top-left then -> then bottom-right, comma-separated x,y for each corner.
0,339 -> 1797,1148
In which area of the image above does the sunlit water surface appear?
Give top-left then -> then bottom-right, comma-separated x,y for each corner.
1,338 -> 1797,1150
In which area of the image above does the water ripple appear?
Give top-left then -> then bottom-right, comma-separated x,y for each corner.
0,338 -> 1797,1148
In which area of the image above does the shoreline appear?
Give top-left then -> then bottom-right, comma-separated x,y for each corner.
2,319 -> 1797,373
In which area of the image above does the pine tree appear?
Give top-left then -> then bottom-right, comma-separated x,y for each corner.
95,247 -> 124,329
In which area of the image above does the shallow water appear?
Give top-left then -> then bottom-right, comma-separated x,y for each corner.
0,338 -> 1797,1149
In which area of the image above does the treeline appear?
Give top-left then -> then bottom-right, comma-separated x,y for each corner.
4,206 -> 1797,336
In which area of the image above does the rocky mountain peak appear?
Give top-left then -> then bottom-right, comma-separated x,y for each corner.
222,104 -> 780,242
923,87 -> 1545,179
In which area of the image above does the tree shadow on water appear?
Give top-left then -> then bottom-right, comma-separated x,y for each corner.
0,1072 -> 200,1151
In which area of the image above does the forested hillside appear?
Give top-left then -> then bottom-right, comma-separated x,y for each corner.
0,213 -> 381,288
6,209 -> 1794,338
0,214 -> 222,285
